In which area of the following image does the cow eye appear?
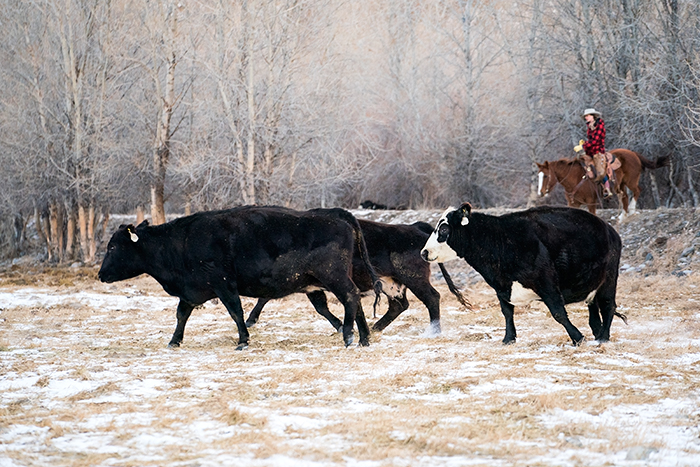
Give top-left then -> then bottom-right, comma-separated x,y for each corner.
437,224 -> 451,242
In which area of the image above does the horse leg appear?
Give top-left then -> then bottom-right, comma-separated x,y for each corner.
617,187 -> 629,218
629,184 -> 641,216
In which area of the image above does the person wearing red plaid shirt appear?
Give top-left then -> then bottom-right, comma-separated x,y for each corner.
574,108 -> 613,197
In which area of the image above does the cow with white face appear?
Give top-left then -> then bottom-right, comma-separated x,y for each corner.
421,206 -> 467,263
421,203 -> 624,346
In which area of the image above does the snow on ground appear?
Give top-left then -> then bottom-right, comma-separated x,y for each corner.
1,267 -> 699,466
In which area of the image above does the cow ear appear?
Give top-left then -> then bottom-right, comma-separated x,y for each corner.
137,220 -> 150,228
125,224 -> 139,243
459,203 -> 472,226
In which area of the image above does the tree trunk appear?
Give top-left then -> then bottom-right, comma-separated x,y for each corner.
48,202 -> 62,262
40,210 -> 53,263
65,201 -> 76,261
88,203 -> 97,262
101,210 -> 111,247
245,41 -> 256,205
78,204 -> 89,261
150,2 -> 179,225
666,158 -> 686,207
137,205 -> 146,224
648,172 -> 662,208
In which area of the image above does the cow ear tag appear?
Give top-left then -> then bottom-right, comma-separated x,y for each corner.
128,228 -> 139,243
460,204 -> 470,226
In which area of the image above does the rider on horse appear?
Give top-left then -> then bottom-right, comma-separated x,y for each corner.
574,108 -> 615,198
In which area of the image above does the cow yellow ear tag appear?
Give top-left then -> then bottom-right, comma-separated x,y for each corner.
128,229 -> 139,243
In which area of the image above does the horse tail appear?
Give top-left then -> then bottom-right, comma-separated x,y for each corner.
638,152 -> 671,170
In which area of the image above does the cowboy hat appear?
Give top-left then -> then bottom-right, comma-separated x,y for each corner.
582,108 -> 602,119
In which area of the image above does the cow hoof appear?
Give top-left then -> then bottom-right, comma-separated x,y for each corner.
359,338 -> 370,347
344,336 -> 355,347
572,336 -> 586,346
167,341 -> 181,348
236,343 -> 249,351
502,338 -> 516,345
424,322 -> 442,337
245,321 -> 256,328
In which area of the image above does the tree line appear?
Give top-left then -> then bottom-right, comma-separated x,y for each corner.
1,0 -> 699,263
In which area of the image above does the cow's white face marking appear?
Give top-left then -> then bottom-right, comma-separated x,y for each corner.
537,171 -> 544,196
421,207 -> 460,263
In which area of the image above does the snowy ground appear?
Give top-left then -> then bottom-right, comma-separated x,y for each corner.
1,264 -> 699,466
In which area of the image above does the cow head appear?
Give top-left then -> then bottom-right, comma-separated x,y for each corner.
98,221 -> 149,283
536,161 -> 554,197
420,203 -> 471,263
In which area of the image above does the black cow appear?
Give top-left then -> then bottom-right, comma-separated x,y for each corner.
98,206 -> 381,349
245,219 -> 470,334
421,204 -> 623,345
359,200 -> 407,210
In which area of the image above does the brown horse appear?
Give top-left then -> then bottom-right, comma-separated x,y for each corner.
537,149 -> 670,218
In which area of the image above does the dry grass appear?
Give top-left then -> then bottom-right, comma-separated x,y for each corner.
0,266 -> 699,466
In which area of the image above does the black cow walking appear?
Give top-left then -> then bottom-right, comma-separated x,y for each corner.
98,206 -> 381,349
421,204 -> 622,345
245,219 -> 470,334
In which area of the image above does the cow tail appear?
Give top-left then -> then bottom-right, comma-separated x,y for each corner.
332,209 -> 382,316
353,225 -> 383,316
438,263 -> 471,310
614,311 -> 628,325
347,222 -> 382,318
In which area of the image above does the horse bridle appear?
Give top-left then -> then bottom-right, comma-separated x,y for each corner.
541,160 -> 592,198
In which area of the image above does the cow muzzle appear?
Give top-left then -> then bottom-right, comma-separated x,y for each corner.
420,249 -> 432,262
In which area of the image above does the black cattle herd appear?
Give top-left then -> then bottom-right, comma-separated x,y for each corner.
99,203 -> 624,349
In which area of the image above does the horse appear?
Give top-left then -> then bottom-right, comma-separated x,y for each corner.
537,149 -> 670,219
536,159 -> 600,214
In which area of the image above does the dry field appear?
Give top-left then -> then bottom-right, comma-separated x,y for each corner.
1,265 -> 699,467
1,208 -> 700,466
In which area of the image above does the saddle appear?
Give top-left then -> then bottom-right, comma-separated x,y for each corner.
581,152 -> 620,183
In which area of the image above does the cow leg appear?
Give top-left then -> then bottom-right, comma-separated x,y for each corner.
408,283 -> 442,335
306,291 -> 343,331
215,288 -> 250,350
540,291 -> 585,346
341,289 -> 362,347
593,283 -> 617,342
319,272 -> 365,347
168,300 -> 196,347
496,290 -> 517,344
591,296 -> 614,342
372,295 -> 409,332
355,301 -> 371,346
245,298 -> 271,328
587,297 -> 603,340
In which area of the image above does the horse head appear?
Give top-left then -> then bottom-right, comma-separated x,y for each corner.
536,161 -> 556,197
